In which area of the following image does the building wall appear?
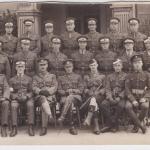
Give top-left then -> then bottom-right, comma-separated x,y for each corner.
40,4 -> 66,36
136,4 -> 150,35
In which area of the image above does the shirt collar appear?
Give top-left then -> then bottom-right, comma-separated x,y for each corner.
79,49 -> 86,55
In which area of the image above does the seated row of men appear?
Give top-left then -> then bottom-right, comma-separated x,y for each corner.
0,53 -> 149,138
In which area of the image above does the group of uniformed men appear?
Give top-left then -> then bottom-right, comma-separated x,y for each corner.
0,16 -> 150,137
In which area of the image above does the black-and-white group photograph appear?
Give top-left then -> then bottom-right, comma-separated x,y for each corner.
0,1 -> 150,145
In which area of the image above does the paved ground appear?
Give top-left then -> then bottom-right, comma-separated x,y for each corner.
0,126 -> 150,145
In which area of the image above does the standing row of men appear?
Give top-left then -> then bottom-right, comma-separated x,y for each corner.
0,16 -> 149,137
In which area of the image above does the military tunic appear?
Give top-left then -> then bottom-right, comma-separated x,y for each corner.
127,32 -> 147,53
95,50 -> 117,74
0,74 -> 10,126
125,71 -> 150,102
83,72 -> 106,108
17,33 -> 41,55
142,51 -> 150,72
45,51 -> 68,76
71,50 -> 94,77
106,72 -> 127,100
85,31 -> 103,54
0,54 -> 11,80
0,34 -> 18,60
12,51 -> 37,77
41,33 -> 55,57
10,74 -> 34,126
106,31 -> 126,56
61,31 -> 81,57
32,72 -> 58,127
119,50 -> 137,72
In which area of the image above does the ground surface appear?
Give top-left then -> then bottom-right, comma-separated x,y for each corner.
0,126 -> 150,145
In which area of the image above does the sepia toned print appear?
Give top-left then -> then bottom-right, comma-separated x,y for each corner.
0,1 -> 150,145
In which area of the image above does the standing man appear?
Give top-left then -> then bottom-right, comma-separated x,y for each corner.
100,59 -> 127,133
61,17 -> 81,57
57,59 -> 84,135
12,37 -> 37,77
119,38 -> 137,72
85,18 -> 103,55
125,54 -> 149,134
9,60 -> 34,137
45,36 -> 68,77
83,59 -> 106,134
41,20 -> 55,57
106,17 -> 125,56
0,74 -> 10,137
17,19 -> 41,55
0,40 -> 11,81
95,37 -> 117,75
71,35 -> 93,78
32,58 -> 58,136
127,18 -> 147,53
0,20 -> 18,65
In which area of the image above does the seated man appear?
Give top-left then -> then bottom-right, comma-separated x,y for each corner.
57,59 -> 84,135
82,59 -> 106,135
125,54 -> 149,134
0,74 -> 10,137
100,59 -> 127,133
32,58 -> 58,136
9,60 -> 34,137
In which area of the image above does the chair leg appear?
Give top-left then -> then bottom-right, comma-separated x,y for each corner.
52,105 -> 57,127
99,109 -> 104,128
76,106 -> 81,128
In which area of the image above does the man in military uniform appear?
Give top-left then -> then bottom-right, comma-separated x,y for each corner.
0,40 -> 11,81
142,37 -> 150,72
61,17 -> 81,57
127,18 -> 147,53
41,20 -> 55,57
9,60 -> 34,137
0,74 -> 10,137
71,35 -> 93,78
12,37 -> 37,77
0,21 -> 18,65
45,36 -> 68,77
57,59 -> 84,135
32,58 -> 58,136
106,17 -> 126,56
17,19 -> 41,55
95,37 -> 117,75
82,59 -> 106,135
125,55 -> 149,134
85,18 -> 103,55
100,59 -> 127,133
119,38 -> 137,72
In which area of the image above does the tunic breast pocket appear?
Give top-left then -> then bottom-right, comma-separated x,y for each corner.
139,77 -> 147,88
0,63 -> 5,72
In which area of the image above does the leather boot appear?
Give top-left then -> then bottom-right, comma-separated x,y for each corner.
93,118 -> 100,135
39,127 -> 47,136
83,112 -> 93,126
69,126 -> 78,135
10,126 -> 17,137
101,126 -> 111,133
49,115 -> 54,124
83,106 -> 95,126
1,126 -> 7,137
140,125 -> 147,134
28,125 -> 35,136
